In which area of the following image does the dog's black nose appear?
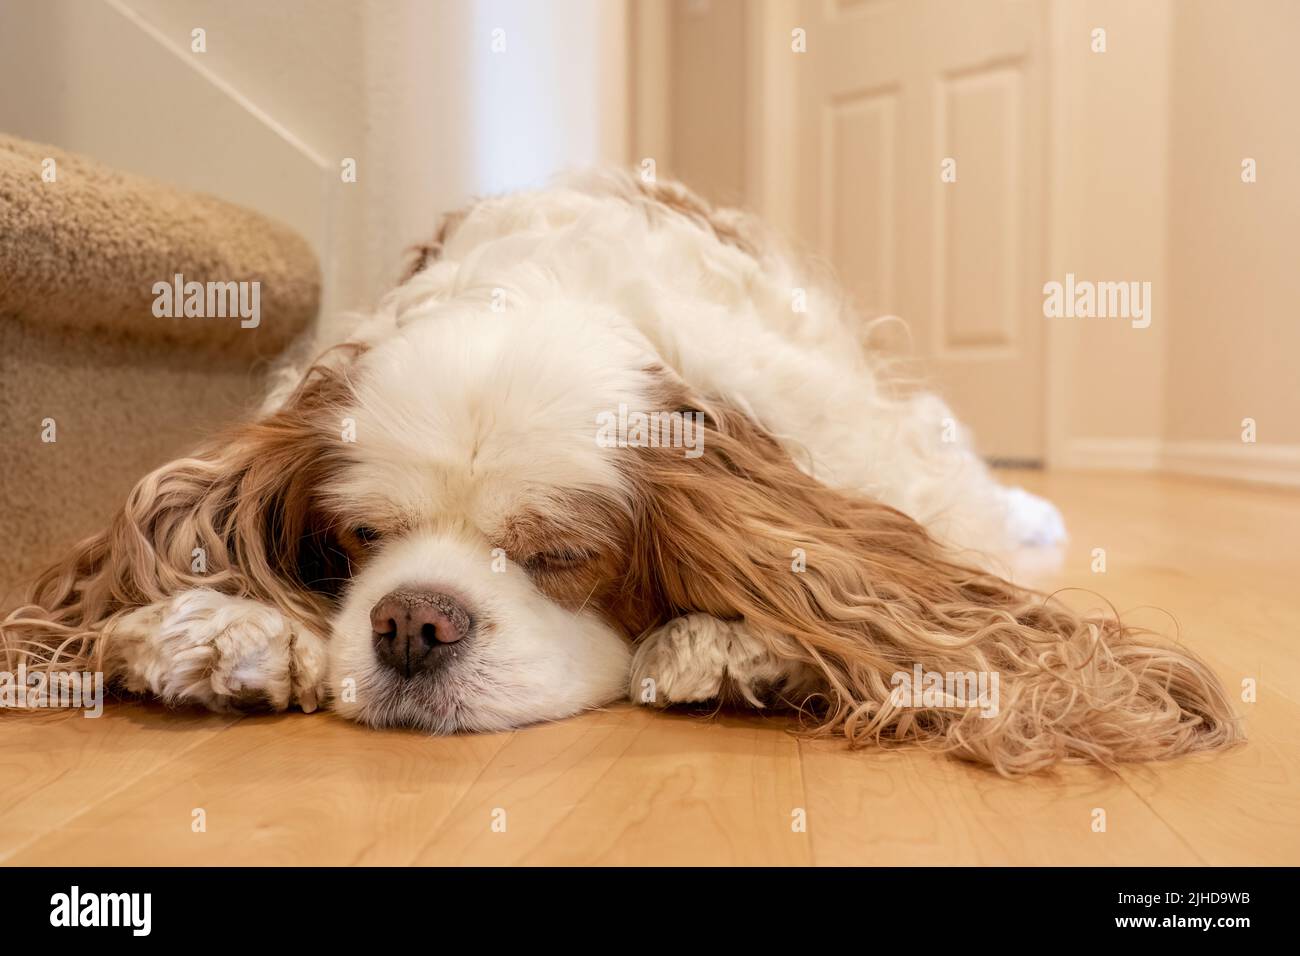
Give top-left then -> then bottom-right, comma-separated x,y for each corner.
370,588 -> 472,677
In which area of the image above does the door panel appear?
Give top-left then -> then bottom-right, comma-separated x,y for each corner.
775,0 -> 1048,461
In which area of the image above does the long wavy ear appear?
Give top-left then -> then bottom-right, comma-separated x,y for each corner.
624,388 -> 1242,775
1,347 -> 364,686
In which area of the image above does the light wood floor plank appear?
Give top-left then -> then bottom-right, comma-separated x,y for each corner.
6,713 -> 512,865
1114,690 -> 1300,865
797,742 -> 1201,866
0,704 -> 239,863
498,707 -> 810,865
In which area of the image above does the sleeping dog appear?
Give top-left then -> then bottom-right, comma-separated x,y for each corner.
2,171 -> 1238,774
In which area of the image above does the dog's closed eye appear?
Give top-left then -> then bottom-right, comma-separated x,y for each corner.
352,525 -> 384,545
521,546 -> 594,573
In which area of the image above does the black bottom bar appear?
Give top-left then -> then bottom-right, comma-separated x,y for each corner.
0,866 -> 1282,941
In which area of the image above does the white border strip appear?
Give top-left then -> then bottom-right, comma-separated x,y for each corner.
1062,439 -> 1300,488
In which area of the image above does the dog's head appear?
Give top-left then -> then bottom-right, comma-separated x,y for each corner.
313,300 -> 664,730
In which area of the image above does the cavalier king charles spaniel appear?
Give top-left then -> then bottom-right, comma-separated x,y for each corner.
3,171 -> 1239,774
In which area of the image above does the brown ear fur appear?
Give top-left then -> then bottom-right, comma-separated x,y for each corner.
624,393 -> 1242,775
1,347 -> 364,687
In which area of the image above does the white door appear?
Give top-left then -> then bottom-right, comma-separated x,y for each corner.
759,0 -> 1049,462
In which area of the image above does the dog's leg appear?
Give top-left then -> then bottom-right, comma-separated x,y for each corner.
108,589 -> 327,712
629,613 -> 818,709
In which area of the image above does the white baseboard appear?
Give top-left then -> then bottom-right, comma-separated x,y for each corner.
1161,441 -> 1300,489
1062,438 -> 1300,489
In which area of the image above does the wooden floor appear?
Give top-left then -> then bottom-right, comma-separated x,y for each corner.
2,471 -> 1297,866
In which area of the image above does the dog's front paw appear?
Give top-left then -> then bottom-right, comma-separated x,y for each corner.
631,613 -> 733,706
116,590 -> 327,713
630,613 -> 809,709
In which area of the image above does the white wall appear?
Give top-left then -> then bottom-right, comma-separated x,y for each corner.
1165,0 -> 1300,450
1049,0 -> 1300,483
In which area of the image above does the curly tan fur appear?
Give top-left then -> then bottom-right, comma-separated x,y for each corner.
621,392 -> 1243,776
